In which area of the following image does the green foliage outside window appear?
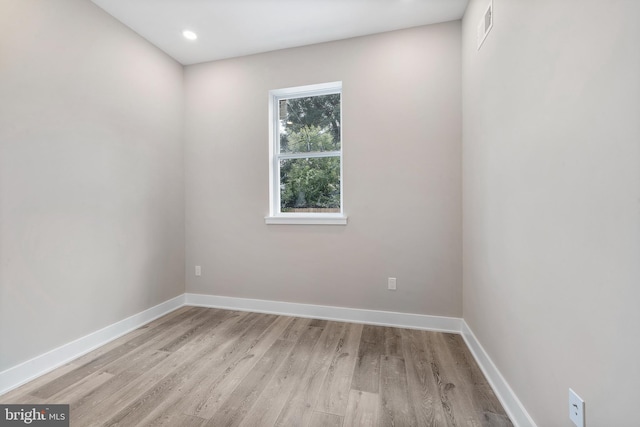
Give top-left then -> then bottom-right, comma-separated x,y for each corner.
278,94 -> 341,211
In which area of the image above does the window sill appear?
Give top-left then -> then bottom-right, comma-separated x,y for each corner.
264,215 -> 348,225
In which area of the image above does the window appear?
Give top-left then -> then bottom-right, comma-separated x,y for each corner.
266,82 -> 346,225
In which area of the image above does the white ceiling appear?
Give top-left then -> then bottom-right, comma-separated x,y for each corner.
90,0 -> 469,65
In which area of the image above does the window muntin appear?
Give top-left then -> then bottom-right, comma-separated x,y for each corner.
269,82 -> 343,219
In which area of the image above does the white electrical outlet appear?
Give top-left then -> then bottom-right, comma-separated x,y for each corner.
569,388 -> 585,427
195,265 -> 202,277
387,277 -> 397,291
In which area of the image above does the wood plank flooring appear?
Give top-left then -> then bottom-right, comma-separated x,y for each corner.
1,307 -> 513,427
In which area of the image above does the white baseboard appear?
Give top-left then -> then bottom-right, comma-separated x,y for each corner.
185,293 -> 462,333
0,291 -> 536,427
0,294 -> 185,396
461,321 -> 537,427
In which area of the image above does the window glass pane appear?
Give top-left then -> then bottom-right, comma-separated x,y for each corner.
279,94 -> 341,153
280,157 -> 340,212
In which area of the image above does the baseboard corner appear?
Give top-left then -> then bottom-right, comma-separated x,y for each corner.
461,320 -> 537,427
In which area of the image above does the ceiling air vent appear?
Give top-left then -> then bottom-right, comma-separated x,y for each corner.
477,0 -> 493,50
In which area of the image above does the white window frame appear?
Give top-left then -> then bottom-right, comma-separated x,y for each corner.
265,81 -> 347,225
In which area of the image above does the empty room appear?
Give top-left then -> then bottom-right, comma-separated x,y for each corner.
1,0 -> 638,426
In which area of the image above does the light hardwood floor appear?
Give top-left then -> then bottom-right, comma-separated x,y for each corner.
1,307 -> 513,426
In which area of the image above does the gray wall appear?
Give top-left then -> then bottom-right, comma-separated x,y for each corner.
0,0 -> 185,370
462,0 -> 640,425
185,23 -> 462,317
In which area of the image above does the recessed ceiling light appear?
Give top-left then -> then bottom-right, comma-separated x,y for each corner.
182,30 -> 198,41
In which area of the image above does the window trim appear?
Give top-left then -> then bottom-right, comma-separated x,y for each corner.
265,81 -> 347,225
